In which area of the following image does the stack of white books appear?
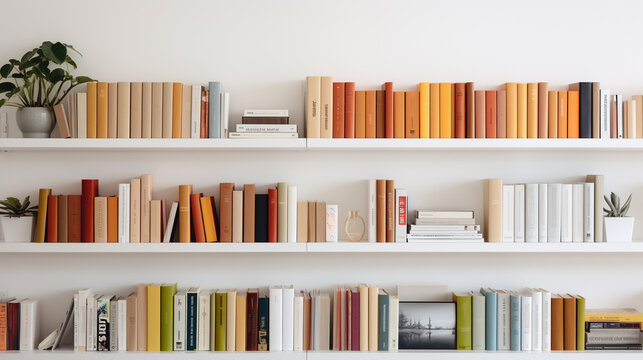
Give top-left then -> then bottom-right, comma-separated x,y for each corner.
229,110 -> 298,138
406,210 -> 483,243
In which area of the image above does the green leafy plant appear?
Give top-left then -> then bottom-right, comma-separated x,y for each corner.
0,41 -> 95,108
603,192 -> 632,217
0,196 -> 38,218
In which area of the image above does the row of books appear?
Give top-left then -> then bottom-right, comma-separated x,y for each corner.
367,179 -> 407,242
0,299 -> 39,350
407,211 -> 482,242
305,77 -> 642,140
484,175 -> 605,243
584,309 -> 643,350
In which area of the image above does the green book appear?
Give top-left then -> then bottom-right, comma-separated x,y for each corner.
215,291 -> 227,351
454,292 -> 472,350
378,290 -> 389,351
576,296 -> 585,351
160,283 -> 177,351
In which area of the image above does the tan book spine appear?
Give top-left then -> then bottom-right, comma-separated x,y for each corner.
162,82 -> 173,138
548,91 -> 558,138
150,200 -> 161,243
220,182 -> 234,242
117,82 -> 131,138
517,83 -> 527,138
592,82 -> 601,138
527,83 -> 538,138
386,180 -> 395,242
108,83 -> 118,138
243,184 -> 255,243
53,104 -> 71,138
107,196 -> 118,243
140,174 -> 153,243
635,95 -> 643,138
538,82 -> 548,138
178,185 -> 192,243
86,82 -> 97,138
277,182 -> 288,243
306,76 -> 321,138
358,285 -> 368,351
627,100 -> 636,139
232,190 -> 243,243
429,83 -> 440,138
307,201 -> 316,243
505,82 -> 518,138
137,284 -> 148,351
227,289 -> 237,350
235,295 -> 246,351
130,82 -> 142,138
152,82 -> 163,138
316,201 -> 326,242
496,90 -> 507,138
320,76 -> 333,138
181,85 -> 191,139
142,82 -> 153,138
126,294 -> 138,351
130,178 -> 141,243
376,180 -> 386,243
94,197 -> 107,243
484,178 -> 503,243
172,82 -> 182,138
475,90 -> 485,138
297,202 -> 308,243
57,195 -> 68,243
97,82 -> 108,138
34,188 -> 51,243
367,286 -> 379,351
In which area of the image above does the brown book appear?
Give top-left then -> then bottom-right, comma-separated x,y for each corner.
130,82 -> 143,138
551,294 -> 564,351
484,179 -> 503,243
376,90 -> 385,138
47,194 -> 58,243
475,91 -> 485,138
381,82 -> 394,138
548,91 -> 558,138
151,82 -> 163,138
316,201 -> 326,242
496,90 -> 507,138
117,82 -> 130,138
162,82 -> 173,138
393,92 -> 405,138
142,82 -> 152,138
107,196 -> 118,243
376,180 -> 386,243
344,82 -> 356,138
307,201 -> 316,243
200,90 -> 208,138
178,185 -> 192,243
332,82 -> 345,138
53,104 -> 71,138
35,188 -> 51,243
405,91 -> 420,138
465,82 -> 475,138
172,83 -> 183,138
140,174 -> 153,243
365,91 -> 376,138
68,195 -> 81,243
355,91 -> 366,138
303,292 -> 312,350
130,178 -> 141,243
57,195 -> 68,243
220,182 -> 234,242
485,91 -> 497,138
94,196 -> 107,243
297,202 -> 308,243
243,184 -> 255,243
538,82 -> 548,138
386,180 -> 395,242
241,116 -> 289,124
454,83 -> 465,138
246,289 -> 259,351
563,294 -> 576,351
610,98 -> 617,138
108,83 -> 118,138
558,91 -> 568,138
136,284 -> 148,351
97,82 -> 108,138
150,200 -> 161,243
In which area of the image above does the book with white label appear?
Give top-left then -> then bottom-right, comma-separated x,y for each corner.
395,189 -> 408,243
269,286 -> 283,351
538,184 -> 548,243
560,184 -> 573,243
502,185 -> 514,243
514,185 -> 525,243
525,184 -> 538,243
118,184 -> 130,243
236,124 -> 297,133
547,184 -> 562,243
174,290 -> 186,351
244,109 -> 289,117
572,184 -> 584,243
191,85 -> 201,139
600,89 -> 611,139
531,289 -> 543,351
584,182 -> 595,242
228,132 -> 298,138
368,180 -> 376,243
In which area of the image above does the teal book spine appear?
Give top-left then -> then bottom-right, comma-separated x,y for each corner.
378,293 -> 389,351
481,288 -> 497,351
209,81 -> 221,138
257,297 -> 269,351
510,294 -> 521,351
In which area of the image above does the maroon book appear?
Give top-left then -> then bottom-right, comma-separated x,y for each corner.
246,290 -> 259,351
46,194 -> 58,243
350,290 -> 360,351
267,188 -> 277,243
7,301 -> 19,350
81,179 -> 99,243
381,82 -> 394,138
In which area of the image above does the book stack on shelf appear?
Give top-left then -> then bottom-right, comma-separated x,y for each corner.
407,211 -> 482,243
585,309 -> 643,350
230,110 -> 298,138
0,298 -> 39,351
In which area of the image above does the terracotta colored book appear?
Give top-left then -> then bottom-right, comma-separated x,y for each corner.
332,82 -> 345,138
68,195 -> 81,243
474,91 -> 485,138
172,82 -> 183,138
344,82 -> 356,138
131,82 -> 143,138
439,83 -> 452,138
376,180 -> 386,243
365,91 -> 376,138
548,91 -> 558,138
451,84 -> 456,138
57,195 -> 68,243
219,182 -> 234,242
386,180 -> 395,243
151,82 -> 163,138
418,83 -> 429,138
393,92 -> 405,138
47,194 -> 58,243
178,185 -> 192,243
551,295 -> 564,351
563,295 -> 576,351
200,196 -> 218,242
307,201 -> 316,243
190,193 -> 206,243
405,91 -> 419,138
610,98 -> 617,138
97,82 -> 109,138
568,91 -> 580,138
243,184 -> 255,243
303,293 -> 312,350
381,82 -> 393,138
376,90 -> 385,138
538,82 -> 548,138
81,179 -> 98,243
86,82 -> 97,138
268,189 -> 277,243
94,196 -> 107,243
117,82 -> 131,138
355,91 -> 366,138
505,83 -> 518,138
108,83 -> 118,138
465,82 -> 475,138
527,83 -> 538,138
517,83 -> 527,138
497,90 -> 507,138
454,83 -> 465,138
485,91 -> 497,138
316,201 -> 326,243
558,91 -> 568,138
105,196 -> 117,243
430,83 -> 440,138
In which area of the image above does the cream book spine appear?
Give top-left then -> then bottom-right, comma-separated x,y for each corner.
173,290 -> 186,351
118,184 -> 130,243
221,92 -> 229,138
531,289 -> 543,351
19,299 -> 38,350
191,84 -> 201,138
130,82 -> 142,138
586,175 -> 603,242
117,82 -> 130,138
521,295 -> 532,351
306,76 -> 321,138
181,85 -> 191,138
142,82 -> 152,138
197,292 -> 210,351
118,298 -> 127,351
320,76 -> 333,138
232,190 -> 243,243
293,294 -> 304,351
514,184 -> 525,243
368,179 -> 376,243
538,184 -> 548,243
76,289 -> 92,351
628,99 -> 637,139
150,200 -> 161,243
162,82 -> 173,138
389,295 -> 399,351
282,286 -> 294,351
584,182 -> 595,242
87,295 -> 97,351
77,92 -> 87,138
484,179 -> 503,242
560,184 -> 573,243
502,185 -> 514,243
368,286 -> 378,351
358,285 -> 368,351
547,184 -> 562,243
140,174 -> 153,243
94,197 -> 107,243
151,82 -> 163,138
325,204 -> 338,243
525,184 -> 538,243
130,178 -> 141,243
572,184 -> 584,242
540,289 -> 551,351
269,286 -> 283,351
471,293 -> 486,350
287,186 -> 297,243
277,182 -> 288,243
108,83 -> 117,138
226,289 -> 237,351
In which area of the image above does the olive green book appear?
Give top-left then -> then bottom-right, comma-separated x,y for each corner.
576,295 -> 585,351
215,291 -> 227,351
160,283 -> 177,351
453,292 -> 472,350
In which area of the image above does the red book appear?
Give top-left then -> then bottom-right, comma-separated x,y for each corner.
246,290 -> 259,351
332,82 -> 345,138
344,82 -> 355,138
7,301 -> 19,350
190,193 -> 206,243
454,83 -> 466,138
81,179 -> 99,243
486,91 -> 497,138
381,82 -> 394,138
268,188 -> 277,243
46,195 -> 58,243
67,195 -> 81,242
350,290 -> 360,351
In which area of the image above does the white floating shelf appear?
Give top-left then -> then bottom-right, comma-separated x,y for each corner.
0,350 -> 305,359
0,242 -> 306,253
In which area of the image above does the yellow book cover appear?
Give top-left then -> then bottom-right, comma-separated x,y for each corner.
429,83 -> 440,138
86,82 -> 97,138
200,197 -> 218,243
517,83 -> 527,138
439,83 -> 452,138
418,82 -> 430,138
505,83 -> 517,138
527,83 -> 538,138
235,294 -> 246,351
34,188 -> 51,243
96,82 -> 108,138
147,284 -> 161,351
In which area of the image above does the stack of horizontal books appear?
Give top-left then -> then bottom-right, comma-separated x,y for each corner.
407,211 -> 482,243
229,110 -> 298,138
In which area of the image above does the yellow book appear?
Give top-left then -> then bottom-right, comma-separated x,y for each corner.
147,284 -> 161,351
439,83 -> 452,138
34,188 -> 51,243
527,83 -> 538,138
235,294 -> 246,351
86,82 -> 97,138
429,83 -> 440,138
368,286 -> 379,351
585,308 -> 643,323
172,82 -> 182,138
418,82 -> 430,138
200,197 -> 218,242
96,82 -> 108,138
505,83 -> 517,138
517,83 -> 527,138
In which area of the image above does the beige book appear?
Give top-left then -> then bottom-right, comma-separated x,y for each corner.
117,82 -> 130,138
368,286 -> 379,351
235,293 -> 246,351
306,76 -> 321,138
130,178 -> 141,243
358,284 -> 368,351
57,195 -> 68,242
150,200 -> 161,243
136,284 -> 148,351
126,293 -> 138,351
320,76 -> 333,138
634,95 -> 643,138
484,178 -> 503,243
308,201 -> 316,243
297,202 -> 308,243
53,104 -> 70,138
94,197 -> 107,243
181,85 -> 191,139
227,289 -> 237,351
140,174 -> 153,243
232,190 -> 243,243
315,201 -> 326,242
277,182 -> 288,243
628,100 -> 637,139
142,82 -> 152,138
162,82 -> 173,138
130,82 -> 142,138
151,82 -> 163,138
108,83 -> 117,138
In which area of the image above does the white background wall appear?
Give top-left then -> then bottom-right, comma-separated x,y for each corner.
2,0 -> 643,348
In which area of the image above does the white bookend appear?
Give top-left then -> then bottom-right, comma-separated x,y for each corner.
471,292 -> 486,350
514,185 -> 525,243
110,299 -> 118,351
389,295 -> 399,351
547,184 -> 562,243
325,204 -> 338,243
287,186 -> 297,243
293,294 -> 304,351
525,184 -> 538,243
572,184 -> 584,243
86,294 -> 98,351
118,184 -> 130,243
197,292 -> 210,351
584,182 -> 595,242
269,286 -> 283,351
502,185 -> 514,243
600,89 -> 611,139
531,289 -> 543,351
282,286 -> 294,351
191,85 -> 201,138
560,184 -> 573,243
19,299 -> 39,350
174,290 -> 186,351
616,94 -> 623,139
395,189 -> 408,243
163,202 -> 178,243
538,184 -> 548,243
540,289 -> 551,351
77,92 -> 87,139
497,291 -> 510,351
521,294 -> 532,351
221,92 -> 229,138
368,180 -> 376,243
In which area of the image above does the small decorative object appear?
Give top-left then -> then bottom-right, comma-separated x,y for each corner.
0,41 -> 95,137
399,301 -> 456,349
0,196 -> 37,242
344,210 -> 365,242
603,192 -> 634,243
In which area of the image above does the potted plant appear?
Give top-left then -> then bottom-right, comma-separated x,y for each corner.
604,192 -> 634,242
0,41 -> 95,137
0,196 -> 37,242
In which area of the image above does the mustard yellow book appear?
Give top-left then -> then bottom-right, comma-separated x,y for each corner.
96,82 -> 108,138
86,82 -> 97,138
505,83 -> 517,138
585,308 -> 643,323
439,83 -> 452,138
34,188 -> 51,243
527,83 -> 538,138
147,284 -> 161,351
235,294 -> 246,351
429,83 -> 440,138
517,83 -> 527,138
418,82 -> 430,138
200,197 -> 218,243
548,91 -> 558,138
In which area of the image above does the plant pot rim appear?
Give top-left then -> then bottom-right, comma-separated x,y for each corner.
605,216 -> 634,219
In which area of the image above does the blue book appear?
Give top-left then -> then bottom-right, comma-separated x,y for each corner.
258,297 -> 269,351
186,288 -> 199,351
480,288 -> 497,351
209,81 -> 221,138
510,293 -> 522,351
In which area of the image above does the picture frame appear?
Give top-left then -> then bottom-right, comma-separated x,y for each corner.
398,301 -> 456,350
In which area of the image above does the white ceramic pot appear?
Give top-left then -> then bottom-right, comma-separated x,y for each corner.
0,216 -> 35,242
604,217 -> 635,242
16,107 -> 55,138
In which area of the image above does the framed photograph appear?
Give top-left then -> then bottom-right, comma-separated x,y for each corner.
398,301 -> 456,349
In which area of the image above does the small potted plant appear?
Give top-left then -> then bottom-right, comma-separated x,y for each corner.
604,192 -> 634,242
0,196 -> 37,242
0,41 -> 95,137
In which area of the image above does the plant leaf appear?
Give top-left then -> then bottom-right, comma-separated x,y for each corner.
49,68 -> 65,83
65,55 -> 77,69
18,56 -> 41,71
0,82 -> 16,93
41,41 -> 66,64
0,99 -> 5,108
20,48 -> 37,63
0,64 -> 12,78
75,76 -> 96,84
605,195 -> 617,215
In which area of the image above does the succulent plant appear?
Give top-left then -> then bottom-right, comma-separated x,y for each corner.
0,196 -> 38,218
603,192 -> 632,217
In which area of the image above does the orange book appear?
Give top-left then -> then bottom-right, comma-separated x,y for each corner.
567,90 -> 580,138
365,91 -> 376,138
355,91 -> 366,138
454,83 -> 465,138
451,84 -> 456,138
527,83 -> 538,138
405,91 -> 419,138
551,295 -> 564,351
0,302 -> 7,350
376,90 -> 385,138
172,82 -> 182,138
86,82 -> 97,138
219,182 -> 234,242
381,82 -> 394,138
393,92 -> 405,138
429,83 -> 440,138
538,82 -> 549,138
200,196 -> 218,243
344,82 -> 356,138
332,82 -> 345,138
474,91 -> 485,138
558,91 -> 568,138
418,83 -> 430,138
517,83 -> 527,138
505,83 -> 518,138
439,83 -> 452,138
178,185 -> 192,243
191,193 -> 206,243
47,195 -> 58,243
485,91 -> 497,138
563,295 -> 577,351
496,90 -> 507,138
107,196 -> 118,243
548,91 -> 558,138
96,82 -> 108,138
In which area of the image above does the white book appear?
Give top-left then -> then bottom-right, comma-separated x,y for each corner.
514,185 -> 525,243
197,292 -> 210,351
502,185 -> 514,243
293,294 -> 304,351
117,299 -> 126,351
75,289 -> 91,351
539,289 -> 551,351
325,204 -> 338,243
287,186 -> 297,243
531,289 -> 543,351
525,184 -> 538,243
73,294 -> 79,350
77,92 -> 87,138
538,184 -> 548,243
118,184 -> 130,243
584,183 -> 595,242
110,298 -> 119,351
368,180 -> 376,243
163,202 -> 178,243
616,94 -> 623,139
521,295 -> 532,351
282,286 -> 294,351
19,299 -> 39,350
236,124 -> 297,133
395,189 -> 408,243
233,190 -> 244,243
547,184 -> 562,243
244,109 -> 289,117
269,286 -> 283,351
572,184 -> 584,243
87,294 -> 98,351
471,292 -> 486,350
221,92 -> 229,138
497,291 -> 510,351
560,184 -> 573,243
389,295 -> 399,351
191,84 -> 201,138
174,290 -> 187,351
228,132 -> 298,138
601,89 -> 611,139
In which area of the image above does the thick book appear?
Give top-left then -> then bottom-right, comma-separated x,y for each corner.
81,180 -> 98,243
344,82 -> 356,138
236,293 -> 246,351
505,83 -> 517,138
246,289 -> 259,351
332,82 -> 345,138
233,190 -> 243,243
46,194 -> 58,243
474,90 -> 485,138
484,179 -> 503,242
541,289 -> 552,351
306,76 -> 321,138
561,184 -> 573,243
514,185 -> 525,243
129,178 -> 141,243
393,91 -> 404,138
315,201 -> 326,242
190,84 -> 200,138
395,189 -> 408,243
465,82 -> 475,138
19,299 -> 38,351
96,296 -> 110,351
563,295 -> 576,350
226,289 -> 237,351
376,90 -> 385,138
365,90 -> 376,138
355,91 -> 366,138
255,194 -> 269,243
142,82 -> 152,137
220,182 -> 234,242
382,82 -> 393,138
525,184 -> 538,243
551,294 -> 564,350
576,296 -> 585,351
118,184 -> 130,243
538,184 -> 548,243
586,175 -> 603,242
282,286 -> 295,351
320,76 -> 333,138
190,194 -> 206,243
471,292 -> 485,350
480,288 -> 497,350
53,103 -> 71,138
368,180 -> 377,242
209,81 -> 221,138
530,289 -> 543,351
136,285 -> 147,351
197,292 -> 210,351
307,202 -> 316,243
268,188 -> 277,243
577,82 -> 593,138
368,286 -> 378,351
485,91 -> 497,138
517,83 -> 527,138
527,83 -> 538,138
67,194 -> 81,243
430,83 -> 440,138
326,204 -> 338,242
547,184 -> 562,243
269,287 -> 283,351
419,82 -> 430,138
287,186 -> 297,243
453,292 -> 472,350
405,91 -> 419,138
293,293 -> 303,351
277,182 -> 288,243
131,82 -> 143,138
243,184 -> 255,243
297,202 -> 308,242
521,293 -> 532,351
160,284 -> 177,351
147,285 -> 161,351
126,293 -> 137,351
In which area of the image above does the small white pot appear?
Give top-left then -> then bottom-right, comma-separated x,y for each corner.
604,217 -> 635,242
0,216 -> 35,243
